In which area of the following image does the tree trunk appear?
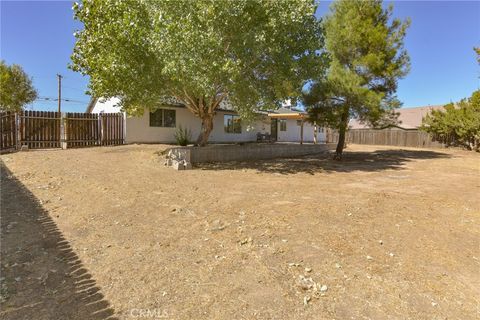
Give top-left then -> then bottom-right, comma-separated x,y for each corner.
333,108 -> 349,160
197,115 -> 214,146
334,127 -> 346,160
179,92 -> 225,147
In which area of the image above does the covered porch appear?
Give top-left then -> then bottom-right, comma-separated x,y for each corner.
267,108 -> 321,144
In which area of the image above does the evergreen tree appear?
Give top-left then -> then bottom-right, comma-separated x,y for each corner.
303,0 -> 410,159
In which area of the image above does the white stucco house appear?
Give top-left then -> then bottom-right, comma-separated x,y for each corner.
86,98 -> 326,144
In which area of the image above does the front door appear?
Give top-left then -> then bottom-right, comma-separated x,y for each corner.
270,119 -> 278,141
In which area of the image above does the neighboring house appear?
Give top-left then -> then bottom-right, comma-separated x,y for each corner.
87,98 -> 326,144
348,105 -> 444,130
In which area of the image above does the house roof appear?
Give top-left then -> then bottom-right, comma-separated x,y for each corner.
86,96 -> 236,113
349,105 -> 444,130
87,96 -> 302,116
271,106 -> 306,114
267,106 -> 307,119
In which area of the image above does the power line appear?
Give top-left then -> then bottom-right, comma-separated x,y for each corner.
37,96 -> 89,103
36,97 -> 89,104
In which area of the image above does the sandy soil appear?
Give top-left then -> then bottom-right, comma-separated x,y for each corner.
1,144 -> 479,320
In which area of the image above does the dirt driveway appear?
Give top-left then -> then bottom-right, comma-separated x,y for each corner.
1,144 -> 479,319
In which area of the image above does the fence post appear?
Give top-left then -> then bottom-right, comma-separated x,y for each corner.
98,113 -> 103,145
122,112 -> 126,144
60,112 -> 67,149
15,112 -> 20,150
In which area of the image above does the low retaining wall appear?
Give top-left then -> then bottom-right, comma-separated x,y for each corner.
167,143 -> 335,165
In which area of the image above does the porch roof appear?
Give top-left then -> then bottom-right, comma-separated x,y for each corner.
267,107 -> 307,120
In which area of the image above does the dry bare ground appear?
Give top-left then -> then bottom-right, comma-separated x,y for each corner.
1,144 -> 479,320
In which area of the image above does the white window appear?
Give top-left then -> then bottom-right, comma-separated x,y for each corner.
150,109 -> 176,127
224,115 -> 241,133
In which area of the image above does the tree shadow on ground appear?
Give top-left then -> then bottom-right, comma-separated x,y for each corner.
196,149 -> 452,175
0,163 -> 117,320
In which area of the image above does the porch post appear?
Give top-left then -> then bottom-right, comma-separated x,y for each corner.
300,118 -> 304,145
313,121 -> 318,144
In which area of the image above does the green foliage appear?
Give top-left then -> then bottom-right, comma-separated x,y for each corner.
421,91 -> 480,151
71,0 -> 326,144
303,0 -> 410,157
174,125 -> 192,146
0,61 -> 38,112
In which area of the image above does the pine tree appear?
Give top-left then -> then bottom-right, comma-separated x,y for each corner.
303,0 -> 410,159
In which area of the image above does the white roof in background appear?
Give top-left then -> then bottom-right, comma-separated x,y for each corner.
87,96 -> 236,113
349,105 -> 444,129
87,96 -> 295,114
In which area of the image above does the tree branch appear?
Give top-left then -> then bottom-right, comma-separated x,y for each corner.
181,89 -> 200,115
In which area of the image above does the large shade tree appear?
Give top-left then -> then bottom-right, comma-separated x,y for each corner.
303,0 -> 410,159
0,61 -> 38,112
71,0 -> 325,145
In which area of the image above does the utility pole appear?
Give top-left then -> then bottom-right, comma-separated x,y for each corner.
57,74 -> 63,113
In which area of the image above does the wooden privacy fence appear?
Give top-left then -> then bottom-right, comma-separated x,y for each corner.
329,129 -> 445,149
0,111 -> 125,151
21,111 -> 62,149
64,112 -> 123,147
98,112 -> 124,146
65,112 -> 99,148
0,111 -> 17,150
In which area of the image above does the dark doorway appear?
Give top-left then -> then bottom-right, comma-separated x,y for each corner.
270,119 -> 278,141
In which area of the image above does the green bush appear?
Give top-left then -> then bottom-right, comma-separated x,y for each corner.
421,90 -> 480,151
174,125 -> 192,146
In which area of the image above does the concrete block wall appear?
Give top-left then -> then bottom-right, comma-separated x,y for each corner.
170,143 -> 336,164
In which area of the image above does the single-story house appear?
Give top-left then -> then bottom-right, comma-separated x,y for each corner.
349,105 -> 444,130
86,98 -> 326,144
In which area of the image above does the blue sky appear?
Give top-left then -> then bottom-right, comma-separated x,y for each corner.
1,1 -> 479,112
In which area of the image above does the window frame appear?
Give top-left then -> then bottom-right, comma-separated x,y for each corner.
163,109 -> 176,128
279,119 -> 287,132
149,108 -> 176,128
224,114 -> 242,134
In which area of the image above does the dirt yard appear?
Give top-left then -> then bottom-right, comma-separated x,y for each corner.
1,144 -> 479,319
